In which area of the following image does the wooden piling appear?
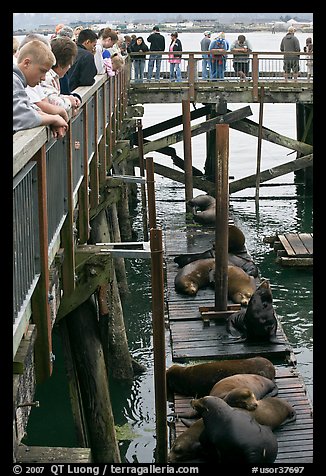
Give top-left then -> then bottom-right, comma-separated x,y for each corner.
150,228 -> 167,463
137,119 -> 149,240
182,99 -> 193,213
255,85 -> 265,208
66,297 -> 121,463
115,161 -> 133,241
214,124 -> 229,311
145,157 -> 157,229
107,203 -> 129,295
89,209 -> 133,380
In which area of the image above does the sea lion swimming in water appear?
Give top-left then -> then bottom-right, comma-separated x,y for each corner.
225,279 -> 284,344
191,395 -> 278,463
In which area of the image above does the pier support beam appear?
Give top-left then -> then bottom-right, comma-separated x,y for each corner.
66,298 -> 121,463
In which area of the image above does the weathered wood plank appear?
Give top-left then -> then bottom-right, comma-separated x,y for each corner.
277,257 -> 313,267
299,233 -> 313,254
16,445 -> 92,463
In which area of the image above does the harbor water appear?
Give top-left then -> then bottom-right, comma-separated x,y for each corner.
23,31 -> 313,463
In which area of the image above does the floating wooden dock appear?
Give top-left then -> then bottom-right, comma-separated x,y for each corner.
164,222 -> 313,463
265,233 -> 313,267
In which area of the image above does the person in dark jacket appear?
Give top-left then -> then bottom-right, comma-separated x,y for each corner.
130,36 -> 149,82
146,25 -> 165,81
67,29 -> 98,91
168,32 -> 182,82
280,26 -> 301,82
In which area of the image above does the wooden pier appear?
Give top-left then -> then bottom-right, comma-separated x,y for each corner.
164,221 -> 313,463
265,233 -> 313,267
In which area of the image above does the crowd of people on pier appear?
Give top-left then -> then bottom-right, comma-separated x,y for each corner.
13,23 -> 313,136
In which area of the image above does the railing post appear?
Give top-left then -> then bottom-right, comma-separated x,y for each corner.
252,53 -> 259,101
32,144 -> 53,382
188,53 -> 195,102
90,91 -> 99,209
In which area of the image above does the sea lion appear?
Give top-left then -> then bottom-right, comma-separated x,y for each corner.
226,265 -> 256,305
174,247 -> 258,278
192,395 -> 278,463
187,194 -> 216,226
225,279 -> 282,344
174,258 -> 215,296
167,419 -> 206,463
166,356 -> 276,397
209,264 -> 256,305
175,259 -> 256,303
210,373 -> 278,400
224,388 -> 297,429
176,373 -> 277,419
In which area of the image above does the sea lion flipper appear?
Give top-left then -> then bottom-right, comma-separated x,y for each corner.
222,336 -> 247,344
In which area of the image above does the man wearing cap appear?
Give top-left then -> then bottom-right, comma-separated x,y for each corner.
280,26 -> 301,82
147,26 -> 165,81
201,31 -> 211,80
209,32 -> 228,80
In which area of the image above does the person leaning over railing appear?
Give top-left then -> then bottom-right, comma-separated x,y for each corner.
13,40 -> 68,138
230,34 -> 253,82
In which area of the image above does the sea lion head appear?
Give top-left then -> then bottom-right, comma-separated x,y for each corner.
232,291 -> 254,306
183,281 -> 199,296
224,387 -> 258,411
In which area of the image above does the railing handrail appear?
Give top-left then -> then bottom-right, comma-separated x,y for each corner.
129,50 -> 311,56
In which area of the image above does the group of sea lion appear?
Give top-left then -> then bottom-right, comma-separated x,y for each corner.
174,194 -> 281,344
166,356 -> 296,463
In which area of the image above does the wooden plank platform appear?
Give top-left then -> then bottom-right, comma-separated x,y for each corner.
265,232 -> 313,267
16,445 -> 92,463
164,219 -> 313,463
172,367 -> 313,463
166,255 -> 294,364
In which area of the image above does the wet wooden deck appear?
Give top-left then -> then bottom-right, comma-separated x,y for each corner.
173,367 -> 313,463
164,222 -> 313,463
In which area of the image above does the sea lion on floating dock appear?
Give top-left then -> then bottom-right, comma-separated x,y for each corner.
225,279 -> 283,344
166,356 -> 276,397
224,388 -> 297,429
210,373 -> 278,400
175,259 -> 256,304
176,373 -> 277,419
174,247 -> 258,278
167,419 -> 206,463
191,396 -> 278,463
174,258 -> 215,296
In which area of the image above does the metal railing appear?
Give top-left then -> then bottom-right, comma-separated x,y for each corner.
13,68 -> 129,366
129,51 -> 313,82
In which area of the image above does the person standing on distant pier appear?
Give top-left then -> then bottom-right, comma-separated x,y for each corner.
168,32 -> 182,82
230,34 -> 253,82
147,25 -> 165,81
280,26 -> 301,82
200,31 -> 211,80
209,33 -> 228,80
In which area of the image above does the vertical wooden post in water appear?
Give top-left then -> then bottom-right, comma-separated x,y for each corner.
214,124 -> 229,311
137,119 -> 149,240
182,99 -> 193,214
150,228 -> 167,463
146,157 -> 157,229
255,85 -> 264,210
